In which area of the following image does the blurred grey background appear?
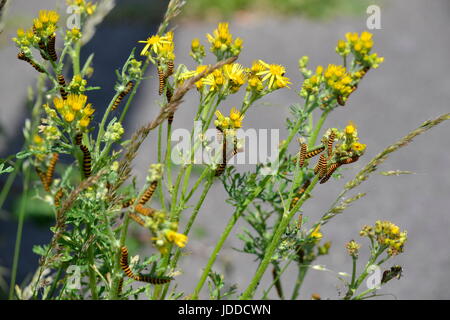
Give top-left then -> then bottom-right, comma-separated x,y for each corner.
1,0 -> 450,299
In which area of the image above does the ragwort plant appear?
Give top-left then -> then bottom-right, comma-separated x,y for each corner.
1,0 -> 449,300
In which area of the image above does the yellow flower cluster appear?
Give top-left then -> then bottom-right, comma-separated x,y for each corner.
68,74 -> 88,93
214,108 -> 244,130
301,65 -> 323,96
179,63 -> 247,94
165,230 -> 188,248
52,94 -> 95,129
346,240 -> 361,258
323,64 -> 354,102
66,27 -> 82,42
13,10 -> 59,48
337,31 -> 384,69
206,22 -> 243,59
33,10 -> 60,38
360,221 -> 407,256
66,0 -> 97,15
190,38 -> 206,63
329,121 -> 366,161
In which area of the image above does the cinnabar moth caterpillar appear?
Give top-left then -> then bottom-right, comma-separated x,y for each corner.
122,198 -> 135,209
120,246 -> 135,279
57,74 -> 68,100
298,143 -> 307,167
47,34 -> 57,61
166,60 -> 174,76
135,204 -> 155,217
304,145 -> 325,160
158,67 -> 165,95
166,88 -> 174,125
17,52 -> 45,73
111,81 -> 134,111
117,278 -> 124,296
79,145 -> 92,177
36,167 -> 49,192
327,131 -> 335,157
320,162 -> 340,184
135,274 -> 173,285
74,133 -> 82,145
290,180 -> 311,210
129,212 -> 146,226
139,181 -> 158,205
340,156 -> 359,165
215,129 -> 227,177
54,188 -> 64,207
46,153 -> 59,188
314,154 -> 327,178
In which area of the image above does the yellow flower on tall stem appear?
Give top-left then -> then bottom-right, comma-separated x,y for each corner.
165,230 -> 188,248
257,60 -> 291,90
138,33 -> 172,56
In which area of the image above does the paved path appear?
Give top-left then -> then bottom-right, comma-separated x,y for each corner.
1,0 -> 450,299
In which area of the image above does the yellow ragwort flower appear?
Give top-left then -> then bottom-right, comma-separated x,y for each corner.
138,32 -> 172,56
165,230 -> 188,248
257,60 -> 291,90
229,107 -> 244,128
345,121 -> 357,135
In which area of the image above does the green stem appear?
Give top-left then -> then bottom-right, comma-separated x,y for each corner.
291,264 -> 309,300
160,175 -> 214,300
350,256 -> 357,288
8,165 -> 31,299
240,176 -> 319,300
308,109 -> 330,149
86,225 -> 98,300
0,158 -> 22,210
108,214 -> 130,300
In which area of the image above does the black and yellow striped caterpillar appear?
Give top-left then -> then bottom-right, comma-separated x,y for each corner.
117,278 -> 124,296
111,81 -> 134,111
120,246 -> 173,285
166,87 -> 174,125
46,153 -> 59,189
129,212 -> 146,227
17,52 -> 45,73
290,180 -> 311,210
120,246 -> 135,279
327,131 -> 336,157
135,204 -> 155,217
36,167 -> 50,192
74,133 -> 82,146
158,67 -> 165,95
47,34 -> 57,61
122,198 -> 135,209
135,274 -> 172,285
320,162 -> 340,184
139,180 -> 158,205
313,153 -> 326,176
298,143 -> 307,167
57,74 -> 68,100
340,156 -> 359,165
166,60 -> 174,76
305,145 -> 325,160
54,188 -> 64,207
215,128 -> 227,177
79,145 -> 92,178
